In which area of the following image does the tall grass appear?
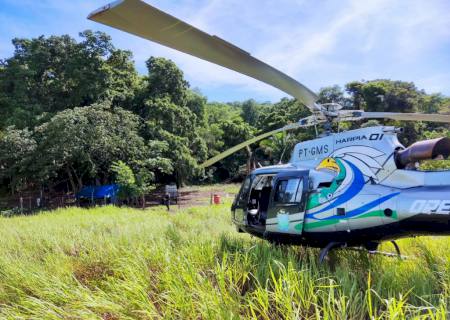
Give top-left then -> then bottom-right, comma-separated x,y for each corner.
0,202 -> 448,319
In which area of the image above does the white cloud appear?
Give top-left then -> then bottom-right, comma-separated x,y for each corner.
139,0 -> 450,99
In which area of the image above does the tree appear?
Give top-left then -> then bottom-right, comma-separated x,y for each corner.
346,80 -> 421,113
318,85 -> 351,108
258,98 -> 310,131
205,102 -> 240,125
345,80 -> 424,145
240,99 -> 266,127
259,132 -> 297,164
213,117 -> 254,179
142,97 -> 206,186
0,31 -> 139,128
145,57 -> 188,106
111,161 -> 138,202
144,96 -> 197,137
33,102 -> 171,192
257,98 -> 315,159
137,58 -> 208,185
111,160 -> 155,205
0,127 -> 36,193
103,49 -> 141,107
185,89 -> 207,125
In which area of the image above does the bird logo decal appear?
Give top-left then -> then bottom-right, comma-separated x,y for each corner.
308,146 -> 387,217
316,146 -> 385,183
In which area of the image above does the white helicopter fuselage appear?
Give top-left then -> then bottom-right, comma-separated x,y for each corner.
86,0 -> 450,252
233,126 -> 450,247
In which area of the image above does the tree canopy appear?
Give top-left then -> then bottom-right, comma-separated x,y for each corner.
0,31 -> 449,195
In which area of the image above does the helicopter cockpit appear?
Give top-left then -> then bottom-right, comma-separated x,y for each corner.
232,168 -> 310,234
246,175 -> 274,226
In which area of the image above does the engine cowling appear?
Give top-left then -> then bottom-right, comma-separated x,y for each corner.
395,137 -> 450,169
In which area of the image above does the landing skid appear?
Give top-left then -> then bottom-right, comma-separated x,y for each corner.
318,240 -> 406,264
318,241 -> 345,263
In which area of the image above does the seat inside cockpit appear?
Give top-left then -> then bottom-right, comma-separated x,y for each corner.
247,175 -> 274,225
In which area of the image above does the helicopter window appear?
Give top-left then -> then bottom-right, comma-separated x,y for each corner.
274,178 -> 303,204
239,176 -> 252,202
247,175 -> 274,209
252,175 -> 273,190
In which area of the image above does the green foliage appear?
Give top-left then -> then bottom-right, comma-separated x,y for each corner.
0,127 -> 36,193
238,99 -> 268,127
361,119 -> 381,128
0,31 -> 139,128
33,102 -> 165,192
111,161 -> 136,197
0,202 -> 449,318
213,117 -> 254,179
202,102 -> 242,168
110,160 -> 154,201
145,56 -> 188,106
420,129 -> 450,171
421,93 -> 448,114
256,98 -> 316,165
345,80 -> 449,145
259,132 -> 297,164
142,96 -> 203,186
0,102 -> 171,193
137,58 -> 209,185
104,49 -> 141,107
346,80 -> 421,113
205,102 -> 240,124
144,96 -> 197,137
420,160 -> 450,171
318,85 -> 351,108
185,89 -> 207,124
258,98 -> 310,131
1,30 -> 450,193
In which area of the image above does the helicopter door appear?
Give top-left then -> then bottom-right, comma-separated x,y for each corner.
232,175 -> 252,225
266,171 -> 309,235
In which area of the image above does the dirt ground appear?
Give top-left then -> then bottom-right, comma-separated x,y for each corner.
170,184 -> 240,208
0,184 -> 241,214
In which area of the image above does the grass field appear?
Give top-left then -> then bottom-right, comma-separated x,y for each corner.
0,199 -> 449,319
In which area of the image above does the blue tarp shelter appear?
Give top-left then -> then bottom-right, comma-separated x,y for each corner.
76,184 -> 119,202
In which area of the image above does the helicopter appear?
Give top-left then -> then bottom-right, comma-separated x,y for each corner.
89,0 -> 450,261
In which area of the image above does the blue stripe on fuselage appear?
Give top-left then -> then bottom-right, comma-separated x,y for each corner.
344,192 -> 400,218
306,160 -> 365,219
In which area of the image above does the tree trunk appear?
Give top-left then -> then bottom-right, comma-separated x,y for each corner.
66,166 -> 77,193
246,146 -> 255,174
69,165 -> 83,191
9,176 -> 15,195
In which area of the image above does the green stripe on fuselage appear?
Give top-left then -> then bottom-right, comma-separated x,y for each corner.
300,210 -> 398,231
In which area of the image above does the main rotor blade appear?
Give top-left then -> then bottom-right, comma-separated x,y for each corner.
361,112 -> 450,123
88,0 -> 319,110
200,116 -> 322,168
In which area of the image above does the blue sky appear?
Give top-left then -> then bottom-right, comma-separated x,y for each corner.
1,0 -> 449,102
